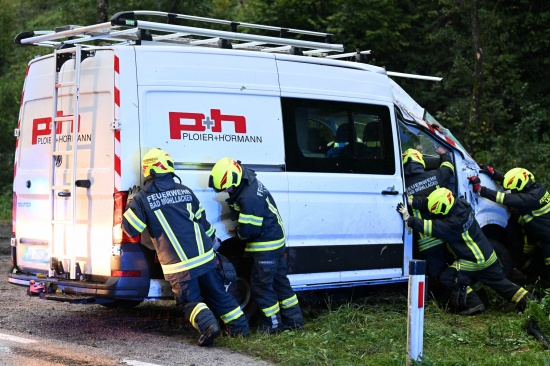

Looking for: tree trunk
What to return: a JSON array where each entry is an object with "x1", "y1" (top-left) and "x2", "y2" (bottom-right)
[
  {"x1": 97, "y1": 0, "x2": 108, "y2": 23},
  {"x1": 470, "y1": 0, "x2": 482, "y2": 142}
]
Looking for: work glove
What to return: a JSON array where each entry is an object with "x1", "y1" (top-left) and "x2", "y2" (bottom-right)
[
  {"x1": 478, "y1": 164, "x2": 504, "y2": 183},
  {"x1": 396, "y1": 202, "x2": 412, "y2": 233},
  {"x1": 212, "y1": 236, "x2": 221, "y2": 251},
  {"x1": 126, "y1": 185, "x2": 140, "y2": 208},
  {"x1": 468, "y1": 176, "x2": 482, "y2": 193}
]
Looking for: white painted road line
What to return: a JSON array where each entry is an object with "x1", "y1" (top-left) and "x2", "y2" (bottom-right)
[
  {"x1": 122, "y1": 360, "x2": 164, "y2": 366},
  {"x1": 0, "y1": 333, "x2": 38, "y2": 344}
]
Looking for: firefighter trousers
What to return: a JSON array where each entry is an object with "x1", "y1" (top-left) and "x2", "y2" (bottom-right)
[
  {"x1": 439, "y1": 262, "x2": 535, "y2": 310},
  {"x1": 171, "y1": 268, "x2": 249, "y2": 336},
  {"x1": 250, "y1": 249, "x2": 303, "y2": 331}
]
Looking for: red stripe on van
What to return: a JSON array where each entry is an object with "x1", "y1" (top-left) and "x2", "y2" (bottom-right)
[
  {"x1": 114, "y1": 150, "x2": 121, "y2": 177},
  {"x1": 114, "y1": 54, "x2": 121, "y2": 192},
  {"x1": 114, "y1": 55, "x2": 119, "y2": 74},
  {"x1": 114, "y1": 87, "x2": 120, "y2": 107}
]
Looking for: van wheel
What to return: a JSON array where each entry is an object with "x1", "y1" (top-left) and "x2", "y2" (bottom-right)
[
  {"x1": 489, "y1": 238, "x2": 513, "y2": 278},
  {"x1": 100, "y1": 299, "x2": 143, "y2": 309},
  {"x1": 227, "y1": 277, "x2": 260, "y2": 323},
  {"x1": 227, "y1": 277, "x2": 251, "y2": 308}
]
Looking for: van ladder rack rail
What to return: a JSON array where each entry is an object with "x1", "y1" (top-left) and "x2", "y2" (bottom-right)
[
  {"x1": 48, "y1": 44, "x2": 88, "y2": 280},
  {"x1": 14, "y1": 10, "x2": 344, "y2": 55}
]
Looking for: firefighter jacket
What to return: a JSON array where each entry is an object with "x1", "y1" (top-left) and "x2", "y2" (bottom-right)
[
  {"x1": 404, "y1": 152, "x2": 455, "y2": 197},
  {"x1": 479, "y1": 181, "x2": 550, "y2": 244},
  {"x1": 407, "y1": 197, "x2": 498, "y2": 272},
  {"x1": 404, "y1": 153, "x2": 455, "y2": 252},
  {"x1": 226, "y1": 167, "x2": 285, "y2": 254},
  {"x1": 122, "y1": 173, "x2": 216, "y2": 280}
]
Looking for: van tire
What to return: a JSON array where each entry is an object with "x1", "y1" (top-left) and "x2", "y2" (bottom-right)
[
  {"x1": 227, "y1": 277, "x2": 251, "y2": 309},
  {"x1": 100, "y1": 299, "x2": 143, "y2": 309},
  {"x1": 489, "y1": 238, "x2": 513, "y2": 279}
]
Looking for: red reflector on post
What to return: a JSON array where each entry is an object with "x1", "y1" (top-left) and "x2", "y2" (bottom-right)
[
  {"x1": 418, "y1": 281, "x2": 424, "y2": 308},
  {"x1": 111, "y1": 270, "x2": 141, "y2": 277}
]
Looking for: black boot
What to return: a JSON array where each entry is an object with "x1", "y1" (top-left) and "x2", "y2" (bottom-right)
[
  {"x1": 198, "y1": 322, "x2": 221, "y2": 347},
  {"x1": 457, "y1": 291, "x2": 486, "y2": 316}
]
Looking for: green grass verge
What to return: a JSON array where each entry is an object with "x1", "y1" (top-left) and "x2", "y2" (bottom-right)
[
  {"x1": 218, "y1": 285, "x2": 550, "y2": 366},
  {"x1": 0, "y1": 190, "x2": 11, "y2": 223}
]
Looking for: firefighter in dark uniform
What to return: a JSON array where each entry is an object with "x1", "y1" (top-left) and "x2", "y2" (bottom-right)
[
  {"x1": 403, "y1": 148, "x2": 486, "y2": 313},
  {"x1": 122, "y1": 148, "x2": 249, "y2": 347},
  {"x1": 403, "y1": 147, "x2": 454, "y2": 280},
  {"x1": 470, "y1": 166, "x2": 550, "y2": 285},
  {"x1": 209, "y1": 157, "x2": 303, "y2": 333},
  {"x1": 397, "y1": 188, "x2": 535, "y2": 314}
]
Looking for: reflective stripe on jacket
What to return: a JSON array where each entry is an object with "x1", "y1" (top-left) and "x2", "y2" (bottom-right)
[
  {"x1": 480, "y1": 182, "x2": 550, "y2": 244},
  {"x1": 226, "y1": 168, "x2": 285, "y2": 253},
  {"x1": 122, "y1": 173, "x2": 216, "y2": 279},
  {"x1": 408, "y1": 198, "x2": 496, "y2": 271}
]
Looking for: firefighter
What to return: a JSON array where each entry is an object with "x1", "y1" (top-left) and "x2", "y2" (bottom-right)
[
  {"x1": 470, "y1": 165, "x2": 550, "y2": 285},
  {"x1": 402, "y1": 147, "x2": 454, "y2": 280},
  {"x1": 122, "y1": 148, "x2": 249, "y2": 347},
  {"x1": 209, "y1": 157, "x2": 303, "y2": 333},
  {"x1": 397, "y1": 188, "x2": 535, "y2": 314},
  {"x1": 402, "y1": 147, "x2": 487, "y2": 312}
]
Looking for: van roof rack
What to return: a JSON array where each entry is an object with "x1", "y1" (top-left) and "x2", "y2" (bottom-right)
[
  {"x1": 14, "y1": 10, "x2": 344, "y2": 56},
  {"x1": 14, "y1": 10, "x2": 442, "y2": 81}
]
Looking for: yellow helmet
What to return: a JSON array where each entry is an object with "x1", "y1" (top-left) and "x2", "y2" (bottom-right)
[
  {"x1": 209, "y1": 157, "x2": 243, "y2": 192},
  {"x1": 142, "y1": 148, "x2": 175, "y2": 177},
  {"x1": 402, "y1": 148, "x2": 425, "y2": 168},
  {"x1": 427, "y1": 187, "x2": 455, "y2": 215},
  {"x1": 503, "y1": 168, "x2": 534, "y2": 191}
]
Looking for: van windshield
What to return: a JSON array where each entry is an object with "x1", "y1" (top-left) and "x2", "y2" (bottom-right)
[
  {"x1": 423, "y1": 111, "x2": 468, "y2": 152},
  {"x1": 398, "y1": 108, "x2": 468, "y2": 157}
]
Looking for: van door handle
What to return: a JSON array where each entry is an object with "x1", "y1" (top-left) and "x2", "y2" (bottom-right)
[
  {"x1": 381, "y1": 188, "x2": 399, "y2": 195},
  {"x1": 58, "y1": 191, "x2": 71, "y2": 197}
]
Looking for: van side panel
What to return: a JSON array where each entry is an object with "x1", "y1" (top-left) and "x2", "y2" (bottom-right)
[{"x1": 134, "y1": 47, "x2": 288, "y2": 241}]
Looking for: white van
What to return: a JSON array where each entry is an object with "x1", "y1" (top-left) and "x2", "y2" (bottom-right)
[{"x1": 8, "y1": 11, "x2": 511, "y2": 307}]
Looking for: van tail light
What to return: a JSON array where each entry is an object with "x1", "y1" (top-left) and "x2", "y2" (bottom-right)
[
  {"x1": 111, "y1": 270, "x2": 141, "y2": 277},
  {"x1": 12, "y1": 192, "x2": 16, "y2": 237},
  {"x1": 113, "y1": 191, "x2": 141, "y2": 244}
]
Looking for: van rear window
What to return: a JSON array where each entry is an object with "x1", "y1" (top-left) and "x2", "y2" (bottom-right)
[{"x1": 281, "y1": 98, "x2": 395, "y2": 175}]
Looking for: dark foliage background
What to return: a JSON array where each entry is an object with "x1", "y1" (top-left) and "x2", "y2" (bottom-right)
[{"x1": 1, "y1": 0, "x2": 549, "y2": 195}]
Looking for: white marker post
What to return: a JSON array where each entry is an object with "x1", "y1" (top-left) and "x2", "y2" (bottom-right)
[{"x1": 407, "y1": 260, "x2": 426, "y2": 365}]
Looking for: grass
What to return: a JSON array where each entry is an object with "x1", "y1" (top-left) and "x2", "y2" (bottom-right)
[
  {"x1": 218, "y1": 285, "x2": 550, "y2": 366},
  {"x1": 0, "y1": 190, "x2": 11, "y2": 223}
]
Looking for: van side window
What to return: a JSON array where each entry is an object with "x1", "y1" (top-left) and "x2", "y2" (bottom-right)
[{"x1": 282, "y1": 98, "x2": 395, "y2": 174}]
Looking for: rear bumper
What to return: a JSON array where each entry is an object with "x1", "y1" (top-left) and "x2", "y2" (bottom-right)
[
  {"x1": 8, "y1": 272, "x2": 148, "y2": 299},
  {"x1": 8, "y1": 273, "x2": 173, "y2": 301}
]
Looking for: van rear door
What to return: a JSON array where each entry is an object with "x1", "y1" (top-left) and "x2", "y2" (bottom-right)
[{"x1": 14, "y1": 50, "x2": 115, "y2": 279}]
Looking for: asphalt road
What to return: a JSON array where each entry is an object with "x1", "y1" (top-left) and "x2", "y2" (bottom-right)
[{"x1": 0, "y1": 223, "x2": 272, "y2": 366}]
